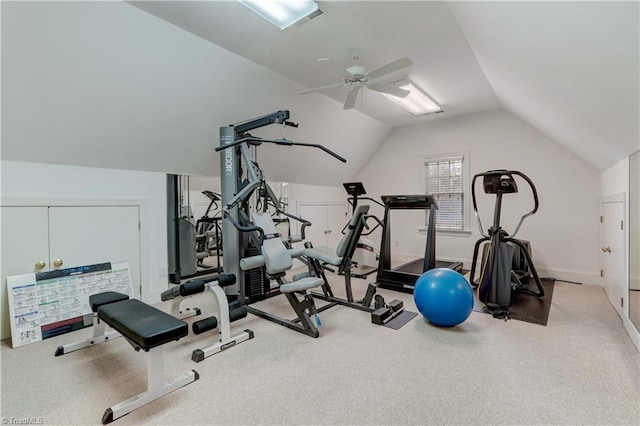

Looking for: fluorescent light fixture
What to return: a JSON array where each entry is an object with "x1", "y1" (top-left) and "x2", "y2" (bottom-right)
[
  {"x1": 382, "y1": 80, "x2": 442, "y2": 115},
  {"x1": 239, "y1": 0, "x2": 319, "y2": 29}
]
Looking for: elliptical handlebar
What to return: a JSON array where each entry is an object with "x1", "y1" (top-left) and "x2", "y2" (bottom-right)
[
  {"x1": 510, "y1": 171, "x2": 539, "y2": 237},
  {"x1": 470, "y1": 174, "x2": 486, "y2": 238},
  {"x1": 471, "y1": 170, "x2": 539, "y2": 238}
]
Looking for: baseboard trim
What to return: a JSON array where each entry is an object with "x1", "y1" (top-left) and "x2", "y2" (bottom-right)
[
  {"x1": 623, "y1": 317, "x2": 640, "y2": 353},
  {"x1": 436, "y1": 257, "x2": 601, "y2": 286},
  {"x1": 535, "y1": 268, "x2": 601, "y2": 286}
]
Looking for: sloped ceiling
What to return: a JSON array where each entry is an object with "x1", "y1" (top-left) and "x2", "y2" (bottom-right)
[
  {"x1": 449, "y1": 1, "x2": 639, "y2": 170},
  {"x1": 129, "y1": 1, "x2": 502, "y2": 127},
  {"x1": 132, "y1": 1, "x2": 639, "y2": 172},
  {"x1": 1, "y1": 1, "x2": 391, "y2": 186}
]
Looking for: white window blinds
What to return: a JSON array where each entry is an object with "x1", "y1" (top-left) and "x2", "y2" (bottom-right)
[{"x1": 425, "y1": 157, "x2": 464, "y2": 230}]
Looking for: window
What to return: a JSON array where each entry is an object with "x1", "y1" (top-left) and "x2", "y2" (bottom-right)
[{"x1": 424, "y1": 154, "x2": 467, "y2": 231}]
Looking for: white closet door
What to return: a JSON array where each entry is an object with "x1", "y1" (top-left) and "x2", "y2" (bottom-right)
[
  {"x1": 298, "y1": 203, "x2": 348, "y2": 249},
  {"x1": 1, "y1": 206, "x2": 50, "y2": 340},
  {"x1": 48, "y1": 206, "x2": 141, "y2": 296}
]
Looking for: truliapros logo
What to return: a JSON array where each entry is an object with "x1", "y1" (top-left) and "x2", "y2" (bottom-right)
[{"x1": 224, "y1": 148, "x2": 233, "y2": 176}]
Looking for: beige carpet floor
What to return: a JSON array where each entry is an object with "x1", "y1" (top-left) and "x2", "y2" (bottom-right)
[{"x1": 1, "y1": 272, "x2": 639, "y2": 425}]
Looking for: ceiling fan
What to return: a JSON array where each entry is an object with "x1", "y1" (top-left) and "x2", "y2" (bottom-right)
[{"x1": 298, "y1": 55, "x2": 413, "y2": 109}]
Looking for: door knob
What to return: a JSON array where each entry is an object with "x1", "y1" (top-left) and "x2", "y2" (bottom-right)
[
  {"x1": 35, "y1": 261, "x2": 46, "y2": 270},
  {"x1": 52, "y1": 259, "x2": 64, "y2": 268},
  {"x1": 601, "y1": 246, "x2": 612, "y2": 253}
]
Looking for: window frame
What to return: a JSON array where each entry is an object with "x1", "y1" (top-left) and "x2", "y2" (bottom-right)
[{"x1": 422, "y1": 151, "x2": 471, "y2": 235}]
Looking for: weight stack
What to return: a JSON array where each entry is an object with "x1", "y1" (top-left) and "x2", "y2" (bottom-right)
[{"x1": 244, "y1": 243, "x2": 269, "y2": 303}]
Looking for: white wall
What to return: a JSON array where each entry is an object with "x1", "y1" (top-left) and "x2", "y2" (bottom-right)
[
  {"x1": 0, "y1": 160, "x2": 167, "y2": 302},
  {"x1": 1, "y1": 1, "x2": 390, "y2": 186},
  {"x1": 600, "y1": 158, "x2": 629, "y2": 197},
  {"x1": 357, "y1": 109, "x2": 601, "y2": 284}
]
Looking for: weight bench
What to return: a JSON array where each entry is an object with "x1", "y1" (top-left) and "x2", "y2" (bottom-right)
[
  {"x1": 54, "y1": 291, "x2": 130, "y2": 356},
  {"x1": 55, "y1": 292, "x2": 198, "y2": 424}
]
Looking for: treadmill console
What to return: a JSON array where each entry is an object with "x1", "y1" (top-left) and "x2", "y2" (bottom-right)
[{"x1": 381, "y1": 195, "x2": 439, "y2": 210}]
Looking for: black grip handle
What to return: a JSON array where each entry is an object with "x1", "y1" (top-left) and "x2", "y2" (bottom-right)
[
  {"x1": 192, "y1": 317, "x2": 218, "y2": 335},
  {"x1": 180, "y1": 280, "x2": 206, "y2": 297},
  {"x1": 229, "y1": 305, "x2": 248, "y2": 322},
  {"x1": 160, "y1": 286, "x2": 181, "y2": 301},
  {"x1": 216, "y1": 274, "x2": 236, "y2": 288}
]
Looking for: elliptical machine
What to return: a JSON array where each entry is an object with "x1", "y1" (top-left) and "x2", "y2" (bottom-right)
[{"x1": 469, "y1": 170, "x2": 544, "y2": 311}]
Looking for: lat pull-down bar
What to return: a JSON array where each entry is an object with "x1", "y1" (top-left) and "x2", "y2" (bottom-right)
[{"x1": 215, "y1": 136, "x2": 346, "y2": 163}]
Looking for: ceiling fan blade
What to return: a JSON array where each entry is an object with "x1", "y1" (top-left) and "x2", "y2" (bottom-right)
[
  {"x1": 344, "y1": 87, "x2": 360, "y2": 110},
  {"x1": 367, "y1": 82, "x2": 410, "y2": 98},
  {"x1": 298, "y1": 82, "x2": 344, "y2": 95},
  {"x1": 365, "y1": 57, "x2": 413, "y2": 79}
]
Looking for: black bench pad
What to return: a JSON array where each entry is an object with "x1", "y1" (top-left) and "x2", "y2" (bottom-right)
[
  {"x1": 90, "y1": 292, "x2": 130, "y2": 313},
  {"x1": 98, "y1": 299, "x2": 188, "y2": 351}
]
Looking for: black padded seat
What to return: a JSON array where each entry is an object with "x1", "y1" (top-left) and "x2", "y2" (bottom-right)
[
  {"x1": 98, "y1": 299, "x2": 188, "y2": 351},
  {"x1": 89, "y1": 292, "x2": 129, "y2": 313}
]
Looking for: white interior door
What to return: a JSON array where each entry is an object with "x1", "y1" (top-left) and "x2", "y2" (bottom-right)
[
  {"x1": 299, "y1": 204, "x2": 329, "y2": 247},
  {"x1": 327, "y1": 204, "x2": 348, "y2": 249},
  {"x1": 1, "y1": 206, "x2": 50, "y2": 340},
  {"x1": 48, "y1": 206, "x2": 141, "y2": 297},
  {"x1": 600, "y1": 197, "x2": 625, "y2": 319},
  {"x1": 298, "y1": 202, "x2": 348, "y2": 249}
]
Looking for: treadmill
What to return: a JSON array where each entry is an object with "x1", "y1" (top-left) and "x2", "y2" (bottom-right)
[{"x1": 376, "y1": 195, "x2": 463, "y2": 293}]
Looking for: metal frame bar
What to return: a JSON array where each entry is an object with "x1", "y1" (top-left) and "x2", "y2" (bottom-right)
[
  {"x1": 102, "y1": 346, "x2": 198, "y2": 424},
  {"x1": 54, "y1": 313, "x2": 121, "y2": 356}
]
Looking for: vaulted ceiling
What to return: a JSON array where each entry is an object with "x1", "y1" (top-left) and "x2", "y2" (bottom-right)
[{"x1": 132, "y1": 1, "x2": 639, "y2": 172}]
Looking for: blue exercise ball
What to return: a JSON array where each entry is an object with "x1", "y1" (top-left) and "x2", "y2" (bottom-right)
[{"x1": 413, "y1": 268, "x2": 474, "y2": 327}]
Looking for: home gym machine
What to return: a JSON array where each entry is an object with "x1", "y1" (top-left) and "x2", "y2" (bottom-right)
[
  {"x1": 342, "y1": 182, "x2": 385, "y2": 278},
  {"x1": 215, "y1": 110, "x2": 348, "y2": 337},
  {"x1": 469, "y1": 169, "x2": 544, "y2": 310},
  {"x1": 376, "y1": 195, "x2": 463, "y2": 293}
]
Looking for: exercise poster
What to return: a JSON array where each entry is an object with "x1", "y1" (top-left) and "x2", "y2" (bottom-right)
[{"x1": 7, "y1": 261, "x2": 133, "y2": 348}]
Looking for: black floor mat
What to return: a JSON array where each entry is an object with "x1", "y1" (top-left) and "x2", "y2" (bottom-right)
[
  {"x1": 472, "y1": 279, "x2": 555, "y2": 326},
  {"x1": 384, "y1": 310, "x2": 418, "y2": 330}
]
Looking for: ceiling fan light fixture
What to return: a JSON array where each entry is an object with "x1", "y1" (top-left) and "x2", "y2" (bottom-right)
[
  {"x1": 382, "y1": 80, "x2": 442, "y2": 115},
  {"x1": 239, "y1": 0, "x2": 319, "y2": 30}
]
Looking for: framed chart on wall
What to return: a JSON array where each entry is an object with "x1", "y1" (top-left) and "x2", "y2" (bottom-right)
[{"x1": 7, "y1": 261, "x2": 133, "y2": 348}]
